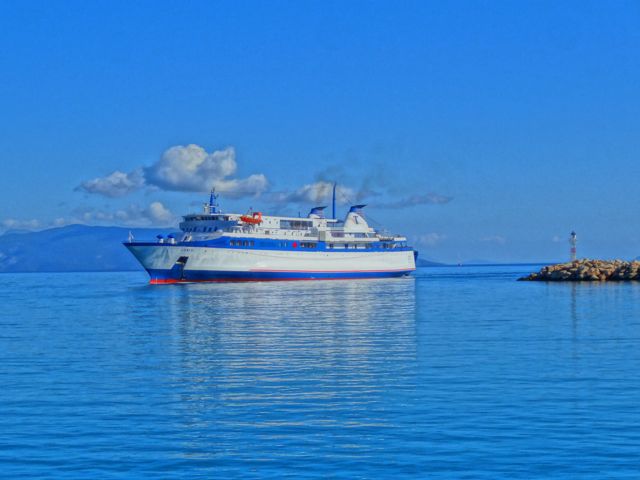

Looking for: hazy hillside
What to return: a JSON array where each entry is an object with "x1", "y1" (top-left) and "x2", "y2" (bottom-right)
[
  {"x1": 416, "y1": 258, "x2": 447, "y2": 267},
  {"x1": 0, "y1": 225, "x2": 175, "y2": 273},
  {"x1": 0, "y1": 225, "x2": 452, "y2": 272}
]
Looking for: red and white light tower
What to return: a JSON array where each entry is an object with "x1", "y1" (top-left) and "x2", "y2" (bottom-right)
[{"x1": 569, "y1": 231, "x2": 577, "y2": 261}]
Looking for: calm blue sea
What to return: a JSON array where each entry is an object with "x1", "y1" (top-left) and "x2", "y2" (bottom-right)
[{"x1": 2, "y1": 265, "x2": 640, "y2": 479}]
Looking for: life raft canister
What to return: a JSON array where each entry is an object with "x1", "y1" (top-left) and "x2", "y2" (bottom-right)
[{"x1": 240, "y1": 211, "x2": 263, "y2": 224}]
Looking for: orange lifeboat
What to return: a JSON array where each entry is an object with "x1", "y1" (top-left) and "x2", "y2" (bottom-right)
[{"x1": 240, "y1": 211, "x2": 263, "y2": 225}]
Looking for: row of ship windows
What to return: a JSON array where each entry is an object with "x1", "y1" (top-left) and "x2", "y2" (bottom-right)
[
  {"x1": 329, "y1": 242, "x2": 408, "y2": 249},
  {"x1": 184, "y1": 227, "x2": 378, "y2": 244},
  {"x1": 228, "y1": 240, "x2": 317, "y2": 248},
  {"x1": 329, "y1": 243, "x2": 370, "y2": 249},
  {"x1": 226, "y1": 240, "x2": 407, "y2": 249},
  {"x1": 185, "y1": 225, "x2": 374, "y2": 238},
  {"x1": 185, "y1": 226, "x2": 219, "y2": 233},
  {"x1": 229, "y1": 240, "x2": 255, "y2": 247}
]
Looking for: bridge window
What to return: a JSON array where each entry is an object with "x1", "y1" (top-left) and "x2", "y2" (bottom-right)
[{"x1": 280, "y1": 219, "x2": 312, "y2": 230}]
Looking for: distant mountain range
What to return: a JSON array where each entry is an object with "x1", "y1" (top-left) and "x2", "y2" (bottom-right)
[
  {"x1": 0, "y1": 225, "x2": 175, "y2": 273},
  {"x1": 0, "y1": 224, "x2": 452, "y2": 273},
  {"x1": 416, "y1": 258, "x2": 447, "y2": 267}
]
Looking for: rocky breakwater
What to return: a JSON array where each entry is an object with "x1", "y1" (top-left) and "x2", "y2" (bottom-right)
[{"x1": 519, "y1": 259, "x2": 640, "y2": 282}]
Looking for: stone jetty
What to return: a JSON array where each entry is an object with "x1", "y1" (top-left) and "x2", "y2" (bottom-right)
[{"x1": 519, "y1": 259, "x2": 640, "y2": 282}]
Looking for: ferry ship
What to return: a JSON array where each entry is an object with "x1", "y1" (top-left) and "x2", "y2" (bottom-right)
[{"x1": 124, "y1": 188, "x2": 417, "y2": 283}]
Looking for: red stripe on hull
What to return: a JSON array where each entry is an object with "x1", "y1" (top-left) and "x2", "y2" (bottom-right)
[
  {"x1": 248, "y1": 268, "x2": 414, "y2": 273},
  {"x1": 149, "y1": 276, "x2": 408, "y2": 285}
]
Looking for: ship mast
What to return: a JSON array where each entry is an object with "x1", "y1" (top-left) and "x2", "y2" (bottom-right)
[
  {"x1": 332, "y1": 182, "x2": 337, "y2": 220},
  {"x1": 205, "y1": 187, "x2": 220, "y2": 214}
]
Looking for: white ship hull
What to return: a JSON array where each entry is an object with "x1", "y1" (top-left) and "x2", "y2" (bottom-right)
[{"x1": 125, "y1": 243, "x2": 416, "y2": 283}]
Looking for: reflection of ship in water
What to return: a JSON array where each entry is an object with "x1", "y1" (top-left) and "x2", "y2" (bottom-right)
[
  {"x1": 156, "y1": 278, "x2": 417, "y2": 436},
  {"x1": 165, "y1": 277, "x2": 416, "y2": 363}
]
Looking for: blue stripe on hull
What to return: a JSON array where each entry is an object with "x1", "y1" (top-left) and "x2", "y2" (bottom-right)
[
  {"x1": 124, "y1": 240, "x2": 414, "y2": 254},
  {"x1": 146, "y1": 268, "x2": 413, "y2": 283}
]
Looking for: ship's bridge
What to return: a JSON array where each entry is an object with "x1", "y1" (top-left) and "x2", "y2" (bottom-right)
[{"x1": 179, "y1": 213, "x2": 239, "y2": 233}]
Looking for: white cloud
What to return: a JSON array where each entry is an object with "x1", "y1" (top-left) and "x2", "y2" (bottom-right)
[
  {"x1": 415, "y1": 233, "x2": 447, "y2": 247},
  {"x1": 1, "y1": 218, "x2": 41, "y2": 231},
  {"x1": 1, "y1": 201, "x2": 176, "y2": 234},
  {"x1": 77, "y1": 144, "x2": 268, "y2": 199},
  {"x1": 207, "y1": 174, "x2": 270, "y2": 199},
  {"x1": 76, "y1": 144, "x2": 451, "y2": 213},
  {"x1": 145, "y1": 201, "x2": 174, "y2": 224},
  {"x1": 76, "y1": 169, "x2": 144, "y2": 198},
  {"x1": 273, "y1": 181, "x2": 355, "y2": 205},
  {"x1": 375, "y1": 193, "x2": 452, "y2": 209},
  {"x1": 74, "y1": 201, "x2": 177, "y2": 227},
  {"x1": 144, "y1": 145, "x2": 236, "y2": 191}
]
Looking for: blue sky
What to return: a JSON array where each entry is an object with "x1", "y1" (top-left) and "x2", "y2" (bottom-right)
[{"x1": 1, "y1": 0, "x2": 638, "y2": 263}]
